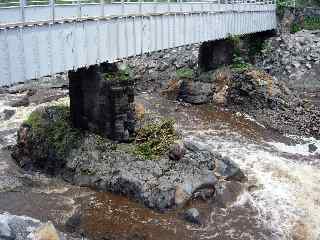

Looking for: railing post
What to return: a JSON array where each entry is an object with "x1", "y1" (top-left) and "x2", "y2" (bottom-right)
[
  {"x1": 20, "y1": 0, "x2": 26, "y2": 24},
  {"x1": 100, "y1": 0, "x2": 105, "y2": 18},
  {"x1": 50, "y1": 0, "x2": 55, "y2": 23},
  {"x1": 121, "y1": 0, "x2": 124, "y2": 15},
  {"x1": 77, "y1": 0, "x2": 82, "y2": 20}
]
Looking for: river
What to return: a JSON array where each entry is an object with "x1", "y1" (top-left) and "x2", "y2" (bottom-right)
[{"x1": 0, "y1": 92, "x2": 319, "y2": 240}]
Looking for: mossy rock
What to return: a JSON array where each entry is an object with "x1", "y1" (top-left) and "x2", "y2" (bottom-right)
[{"x1": 14, "y1": 105, "x2": 82, "y2": 172}]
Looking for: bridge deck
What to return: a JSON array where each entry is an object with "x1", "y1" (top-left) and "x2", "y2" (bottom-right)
[{"x1": 0, "y1": 1, "x2": 276, "y2": 86}]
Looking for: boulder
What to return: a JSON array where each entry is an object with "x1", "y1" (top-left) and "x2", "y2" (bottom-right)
[
  {"x1": 0, "y1": 109, "x2": 15, "y2": 121},
  {"x1": 168, "y1": 142, "x2": 186, "y2": 161},
  {"x1": 31, "y1": 222, "x2": 60, "y2": 240},
  {"x1": 309, "y1": 143, "x2": 318, "y2": 153},
  {"x1": 184, "y1": 208, "x2": 201, "y2": 225},
  {"x1": 0, "y1": 214, "x2": 84, "y2": 240},
  {"x1": 214, "y1": 155, "x2": 246, "y2": 182},
  {"x1": 175, "y1": 182, "x2": 192, "y2": 206},
  {"x1": 179, "y1": 80, "x2": 213, "y2": 104}
]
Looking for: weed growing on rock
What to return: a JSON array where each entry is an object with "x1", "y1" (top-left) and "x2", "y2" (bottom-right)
[{"x1": 134, "y1": 118, "x2": 178, "y2": 159}]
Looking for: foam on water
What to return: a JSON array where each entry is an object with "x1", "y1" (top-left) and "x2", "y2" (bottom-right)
[
  {"x1": 0, "y1": 97, "x2": 69, "y2": 146},
  {"x1": 185, "y1": 130, "x2": 320, "y2": 240},
  {"x1": 268, "y1": 136, "x2": 320, "y2": 156}
]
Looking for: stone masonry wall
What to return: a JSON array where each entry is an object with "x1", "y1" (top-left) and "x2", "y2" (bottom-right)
[{"x1": 69, "y1": 63, "x2": 135, "y2": 142}]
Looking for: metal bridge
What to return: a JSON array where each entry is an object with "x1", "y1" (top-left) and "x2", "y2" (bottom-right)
[{"x1": 0, "y1": 0, "x2": 276, "y2": 86}]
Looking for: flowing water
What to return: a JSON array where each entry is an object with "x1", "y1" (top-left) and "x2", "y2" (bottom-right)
[{"x1": 0, "y1": 92, "x2": 319, "y2": 240}]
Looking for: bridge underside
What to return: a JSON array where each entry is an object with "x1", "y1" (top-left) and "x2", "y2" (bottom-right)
[{"x1": 0, "y1": 4, "x2": 276, "y2": 86}]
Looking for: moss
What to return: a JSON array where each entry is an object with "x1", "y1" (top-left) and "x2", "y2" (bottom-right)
[
  {"x1": 102, "y1": 68, "x2": 131, "y2": 82},
  {"x1": 230, "y1": 55, "x2": 252, "y2": 72},
  {"x1": 133, "y1": 118, "x2": 178, "y2": 160},
  {"x1": 176, "y1": 68, "x2": 194, "y2": 79},
  {"x1": 24, "y1": 105, "x2": 82, "y2": 159}
]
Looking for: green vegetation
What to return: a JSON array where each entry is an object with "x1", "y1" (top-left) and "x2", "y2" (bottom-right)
[
  {"x1": 230, "y1": 55, "x2": 252, "y2": 72},
  {"x1": 227, "y1": 34, "x2": 252, "y2": 72},
  {"x1": 25, "y1": 105, "x2": 82, "y2": 159},
  {"x1": 176, "y1": 68, "x2": 194, "y2": 79},
  {"x1": 291, "y1": 16, "x2": 320, "y2": 33},
  {"x1": 304, "y1": 16, "x2": 320, "y2": 30},
  {"x1": 133, "y1": 118, "x2": 178, "y2": 160},
  {"x1": 102, "y1": 68, "x2": 131, "y2": 82}
]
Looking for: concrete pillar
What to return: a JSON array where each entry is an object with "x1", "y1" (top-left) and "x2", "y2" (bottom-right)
[{"x1": 68, "y1": 63, "x2": 135, "y2": 142}]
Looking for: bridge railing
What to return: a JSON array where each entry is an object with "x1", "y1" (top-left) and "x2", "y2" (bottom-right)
[{"x1": 0, "y1": 0, "x2": 276, "y2": 27}]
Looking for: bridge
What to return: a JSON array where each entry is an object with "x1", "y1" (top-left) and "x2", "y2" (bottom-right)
[{"x1": 0, "y1": 0, "x2": 277, "y2": 86}]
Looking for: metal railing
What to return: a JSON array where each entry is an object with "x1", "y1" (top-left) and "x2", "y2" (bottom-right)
[
  {"x1": 0, "y1": 0, "x2": 276, "y2": 7},
  {"x1": 0, "y1": 0, "x2": 276, "y2": 27}
]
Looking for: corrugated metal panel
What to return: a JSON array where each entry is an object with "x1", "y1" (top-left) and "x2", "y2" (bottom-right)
[{"x1": 0, "y1": 2, "x2": 276, "y2": 86}]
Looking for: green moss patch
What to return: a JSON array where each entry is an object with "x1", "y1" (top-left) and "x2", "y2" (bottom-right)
[
  {"x1": 176, "y1": 68, "x2": 194, "y2": 79},
  {"x1": 25, "y1": 105, "x2": 82, "y2": 159},
  {"x1": 133, "y1": 118, "x2": 178, "y2": 160},
  {"x1": 102, "y1": 68, "x2": 131, "y2": 82}
]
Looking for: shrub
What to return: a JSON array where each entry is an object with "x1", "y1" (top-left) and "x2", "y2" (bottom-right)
[{"x1": 134, "y1": 118, "x2": 178, "y2": 159}]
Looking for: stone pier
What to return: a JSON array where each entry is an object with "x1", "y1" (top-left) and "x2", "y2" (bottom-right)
[
  {"x1": 198, "y1": 31, "x2": 276, "y2": 72},
  {"x1": 68, "y1": 63, "x2": 135, "y2": 142}
]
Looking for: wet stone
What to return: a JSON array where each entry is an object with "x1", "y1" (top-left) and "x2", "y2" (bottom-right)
[
  {"x1": 309, "y1": 143, "x2": 318, "y2": 153},
  {"x1": 214, "y1": 155, "x2": 246, "y2": 182},
  {"x1": 0, "y1": 109, "x2": 15, "y2": 121},
  {"x1": 184, "y1": 208, "x2": 201, "y2": 225}
]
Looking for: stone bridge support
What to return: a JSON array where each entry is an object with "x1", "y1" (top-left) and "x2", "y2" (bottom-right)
[
  {"x1": 68, "y1": 63, "x2": 135, "y2": 142},
  {"x1": 198, "y1": 30, "x2": 276, "y2": 72}
]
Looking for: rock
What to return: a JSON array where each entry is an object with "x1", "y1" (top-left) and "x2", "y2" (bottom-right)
[
  {"x1": 214, "y1": 181, "x2": 244, "y2": 208},
  {"x1": 227, "y1": 69, "x2": 284, "y2": 110},
  {"x1": 31, "y1": 222, "x2": 60, "y2": 240},
  {"x1": 212, "y1": 85, "x2": 229, "y2": 105},
  {"x1": 184, "y1": 208, "x2": 201, "y2": 225},
  {"x1": 257, "y1": 30, "x2": 320, "y2": 93},
  {"x1": 214, "y1": 156, "x2": 246, "y2": 182},
  {"x1": 168, "y1": 142, "x2": 186, "y2": 161},
  {"x1": 13, "y1": 106, "x2": 247, "y2": 210},
  {"x1": 179, "y1": 80, "x2": 213, "y2": 104},
  {"x1": 0, "y1": 214, "x2": 84, "y2": 240},
  {"x1": 309, "y1": 143, "x2": 318, "y2": 153},
  {"x1": 0, "y1": 221, "x2": 14, "y2": 240},
  {"x1": 0, "y1": 109, "x2": 15, "y2": 121},
  {"x1": 9, "y1": 96, "x2": 29, "y2": 107},
  {"x1": 175, "y1": 182, "x2": 192, "y2": 206}
]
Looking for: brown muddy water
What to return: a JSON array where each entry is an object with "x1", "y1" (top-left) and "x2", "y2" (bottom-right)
[{"x1": 0, "y1": 93, "x2": 320, "y2": 240}]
